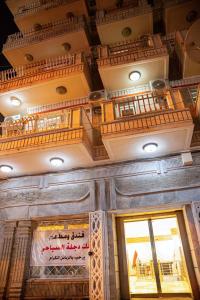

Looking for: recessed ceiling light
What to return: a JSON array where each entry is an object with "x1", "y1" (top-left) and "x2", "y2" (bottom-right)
[
  {"x1": 24, "y1": 53, "x2": 34, "y2": 62},
  {"x1": 62, "y1": 42, "x2": 71, "y2": 51},
  {"x1": 143, "y1": 143, "x2": 158, "y2": 153},
  {"x1": 56, "y1": 86, "x2": 67, "y2": 95},
  {"x1": 129, "y1": 71, "x2": 141, "y2": 82},
  {"x1": 10, "y1": 97, "x2": 22, "y2": 107},
  {"x1": 50, "y1": 157, "x2": 64, "y2": 167},
  {"x1": 0, "y1": 165, "x2": 13, "y2": 173},
  {"x1": 121, "y1": 27, "x2": 132, "y2": 37}
]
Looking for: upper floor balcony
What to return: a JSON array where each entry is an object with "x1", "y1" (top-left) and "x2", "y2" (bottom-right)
[
  {"x1": 163, "y1": 0, "x2": 200, "y2": 34},
  {"x1": 0, "y1": 53, "x2": 92, "y2": 116},
  {"x1": 3, "y1": 16, "x2": 90, "y2": 67},
  {"x1": 0, "y1": 107, "x2": 97, "y2": 177},
  {"x1": 175, "y1": 28, "x2": 200, "y2": 79},
  {"x1": 0, "y1": 83, "x2": 197, "y2": 176},
  {"x1": 6, "y1": 0, "x2": 89, "y2": 31},
  {"x1": 97, "y1": 34, "x2": 169, "y2": 91},
  {"x1": 100, "y1": 89, "x2": 194, "y2": 161},
  {"x1": 96, "y1": 0, "x2": 153, "y2": 44}
]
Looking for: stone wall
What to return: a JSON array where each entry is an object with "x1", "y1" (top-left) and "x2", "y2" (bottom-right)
[{"x1": 0, "y1": 152, "x2": 200, "y2": 299}]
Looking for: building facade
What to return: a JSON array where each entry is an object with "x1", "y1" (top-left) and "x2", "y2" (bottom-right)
[{"x1": 0, "y1": 0, "x2": 200, "y2": 299}]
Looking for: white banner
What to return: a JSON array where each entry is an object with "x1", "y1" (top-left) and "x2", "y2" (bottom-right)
[{"x1": 30, "y1": 228, "x2": 89, "y2": 266}]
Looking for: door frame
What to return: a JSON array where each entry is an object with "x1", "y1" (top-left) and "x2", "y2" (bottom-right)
[{"x1": 116, "y1": 210, "x2": 200, "y2": 300}]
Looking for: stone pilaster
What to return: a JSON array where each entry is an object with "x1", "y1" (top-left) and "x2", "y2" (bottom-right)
[
  {"x1": 7, "y1": 221, "x2": 32, "y2": 300},
  {"x1": 89, "y1": 211, "x2": 110, "y2": 300},
  {"x1": 0, "y1": 222, "x2": 16, "y2": 300}
]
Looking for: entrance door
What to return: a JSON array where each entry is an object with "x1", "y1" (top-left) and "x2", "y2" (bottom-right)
[{"x1": 118, "y1": 213, "x2": 196, "y2": 298}]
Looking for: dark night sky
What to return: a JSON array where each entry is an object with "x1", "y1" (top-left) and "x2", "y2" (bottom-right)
[{"x1": 0, "y1": 0, "x2": 18, "y2": 71}]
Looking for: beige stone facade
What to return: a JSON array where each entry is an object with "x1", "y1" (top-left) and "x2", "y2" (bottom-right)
[{"x1": 0, "y1": 0, "x2": 200, "y2": 299}]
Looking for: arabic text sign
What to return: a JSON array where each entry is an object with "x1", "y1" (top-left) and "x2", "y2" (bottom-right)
[{"x1": 30, "y1": 229, "x2": 89, "y2": 266}]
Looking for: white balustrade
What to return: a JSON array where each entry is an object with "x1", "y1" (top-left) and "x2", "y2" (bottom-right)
[
  {"x1": 96, "y1": 4, "x2": 152, "y2": 25},
  {"x1": 0, "y1": 53, "x2": 78, "y2": 82},
  {"x1": 15, "y1": 0, "x2": 80, "y2": 18},
  {"x1": 3, "y1": 16, "x2": 85, "y2": 50}
]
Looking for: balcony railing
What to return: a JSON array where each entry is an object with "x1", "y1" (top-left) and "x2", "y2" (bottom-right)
[
  {"x1": 97, "y1": 35, "x2": 168, "y2": 66},
  {"x1": 3, "y1": 16, "x2": 85, "y2": 50},
  {"x1": 101, "y1": 109, "x2": 192, "y2": 136},
  {"x1": 96, "y1": 4, "x2": 152, "y2": 25},
  {"x1": 15, "y1": 0, "x2": 82, "y2": 18},
  {"x1": 0, "y1": 53, "x2": 83, "y2": 92},
  {"x1": 1, "y1": 108, "x2": 75, "y2": 138},
  {"x1": 114, "y1": 94, "x2": 170, "y2": 119},
  {"x1": 0, "y1": 108, "x2": 93, "y2": 154}
]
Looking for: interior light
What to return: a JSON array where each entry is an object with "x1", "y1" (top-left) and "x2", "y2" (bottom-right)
[
  {"x1": 10, "y1": 97, "x2": 22, "y2": 107},
  {"x1": 143, "y1": 143, "x2": 158, "y2": 153},
  {"x1": 0, "y1": 165, "x2": 13, "y2": 173},
  {"x1": 50, "y1": 157, "x2": 64, "y2": 167},
  {"x1": 129, "y1": 71, "x2": 141, "y2": 82}
]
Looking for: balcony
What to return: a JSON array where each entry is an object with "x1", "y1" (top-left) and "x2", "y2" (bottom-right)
[
  {"x1": 101, "y1": 91, "x2": 194, "y2": 161},
  {"x1": 175, "y1": 30, "x2": 200, "y2": 79},
  {"x1": 163, "y1": 0, "x2": 200, "y2": 34},
  {"x1": 3, "y1": 16, "x2": 90, "y2": 67},
  {"x1": 0, "y1": 108, "x2": 95, "y2": 176},
  {"x1": 96, "y1": 1, "x2": 153, "y2": 44},
  {"x1": 6, "y1": 0, "x2": 89, "y2": 31},
  {"x1": 97, "y1": 34, "x2": 169, "y2": 91},
  {"x1": 0, "y1": 53, "x2": 92, "y2": 116}
]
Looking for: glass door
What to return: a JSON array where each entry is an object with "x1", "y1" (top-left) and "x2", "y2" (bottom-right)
[
  {"x1": 152, "y1": 217, "x2": 191, "y2": 294},
  {"x1": 124, "y1": 215, "x2": 192, "y2": 297},
  {"x1": 124, "y1": 220, "x2": 157, "y2": 294}
]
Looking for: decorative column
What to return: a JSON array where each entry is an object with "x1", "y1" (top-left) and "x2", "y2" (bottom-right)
[
  {"x1": 0, "y1": 222, "x2": 16, "y2": 300},
  {"x1": 7, "y1": 221, "x2": 32, "y2": 300},
  {"x1": 89, "y1": 211, "x2": 110, "y2": 300}
]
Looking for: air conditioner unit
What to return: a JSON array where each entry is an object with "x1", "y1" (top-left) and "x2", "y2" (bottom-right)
[
  {"x1": 88, "y1": 89, "x2": 110, "y2": 102},
  {"x1": 150, "y1": 79, "x2": 169, "y2": 95}
]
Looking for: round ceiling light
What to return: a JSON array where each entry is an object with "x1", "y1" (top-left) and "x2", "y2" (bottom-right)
[
  {"x1": 56, "y1": 86, "x2": 67, "y2": 95},
  {"x1": 50, "y1": 157, "x2": 64, "y2": 167},
  {"x1": 10, "y1": 96, "x2": 22, "y2": 107},
  {"x1": 143, "y1": 143, "x2": 158, "y2": 153},
  {"x1": 62, "y1": 42, "x2": 71, "y2": 52},
  {"x1": 0, "y1": 164, "x2": 13, "y2": 173},
  {"x1": 129, "y1": 71, "x2": 141, "y2": 82},
  {"x1": 122, "y1": 27, "x2": 132, "y2": 37},
  {"x1": 24, "y1": 53, "x2": 34, "y2": 62},
  {"x1": 34, "y1": 23, "x2": 42, "y2": 31}
]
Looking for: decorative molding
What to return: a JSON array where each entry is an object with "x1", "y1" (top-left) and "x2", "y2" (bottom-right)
[
  {"x1": 89, "y1": 211, "x2": 109, "y2": 300},
  {"x1": 8, "y1": 221, "x2": 32, "y2": 299},
  {"x1": 109, "y1": 178, "x2": 117, "y2": 210},
  {"x1": 0, "y1": 182, "x2": 90, "y2": 208},
  {"x1": 0, "y1": 222, "x2": 16, "y2": 299}
]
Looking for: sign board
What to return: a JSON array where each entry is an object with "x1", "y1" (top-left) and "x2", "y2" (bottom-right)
[{"x1": 30, "y1": 228, "x2": 89, "y2": 266}]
